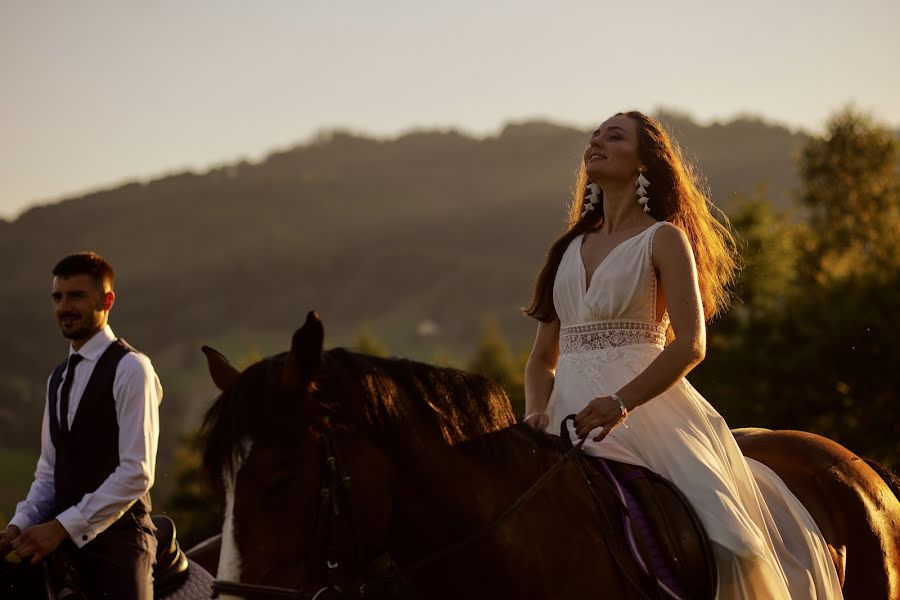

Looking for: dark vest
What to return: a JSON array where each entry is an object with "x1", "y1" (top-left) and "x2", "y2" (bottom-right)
[{"x1": 48, "y1": 339, "x2": 153, "y2": 518}]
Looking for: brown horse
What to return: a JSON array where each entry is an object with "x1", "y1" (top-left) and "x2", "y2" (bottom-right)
[
  {"x1": 201, "y1": 312, "x2": 900, "y2": 599},
  {"x1": 734, "y1": 429, "x2": 900, "y2": 598}
]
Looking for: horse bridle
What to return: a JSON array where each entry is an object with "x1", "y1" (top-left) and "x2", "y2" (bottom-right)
[
  {"x1": 212, "y1": 421, "x2": 377, "y2": 600},
  {"x1": 211, "y1": 416, "x2": 649, "y2": 600}
]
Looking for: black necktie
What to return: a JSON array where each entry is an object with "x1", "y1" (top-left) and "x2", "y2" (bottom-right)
[{"x1": 59, "y1": 354, "x2": 83, "y2": 433}]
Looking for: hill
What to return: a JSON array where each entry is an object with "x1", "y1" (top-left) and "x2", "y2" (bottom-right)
[{"x1": 0, "y1": 112, "x2": 807, "y2": 506}]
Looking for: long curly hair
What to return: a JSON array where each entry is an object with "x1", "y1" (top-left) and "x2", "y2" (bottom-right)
[{"x1": 523, "y1": 111, "x2": 738, "y2": 323}]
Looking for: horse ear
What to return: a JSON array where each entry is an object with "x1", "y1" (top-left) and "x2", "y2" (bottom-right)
[
  {"x1": 202, "y1": 345, "x2": 240, "y2": 391},
  {"x1": 283, "y1": 310, "x2": 324, "y2": 390}
]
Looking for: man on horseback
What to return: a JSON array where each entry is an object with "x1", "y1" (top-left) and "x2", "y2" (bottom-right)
[{"x1": 0, "y1": 252, "x2": 162, "y2": 598}]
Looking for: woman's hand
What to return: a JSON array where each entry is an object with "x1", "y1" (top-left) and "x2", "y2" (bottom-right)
[
  {"x1": 523, "y1": 412, "x2": 550, "y2": 431},
  {"x1": 574, "y1": 396, "x2": 626, "y2": 441}
]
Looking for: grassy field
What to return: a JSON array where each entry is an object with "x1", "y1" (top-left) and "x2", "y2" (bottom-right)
[{"x1": 0, "y1": 447, "x2": 38, "y2": 527}]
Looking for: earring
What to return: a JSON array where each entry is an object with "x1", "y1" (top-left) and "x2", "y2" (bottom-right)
[
  {"x1": 636, "y1": 169, "x2": 651, "y2": 213},
  {"x1": 581, "y1": 183, "x2": 601, "y2": 218}
]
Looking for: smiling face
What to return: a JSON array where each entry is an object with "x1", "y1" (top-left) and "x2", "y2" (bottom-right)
[
  {"x1": 51, "y1": 274, "x2": 113, "y2": 346},
  {"x1": 583, "y1": 114, "x2": 643, "y2": 185}
]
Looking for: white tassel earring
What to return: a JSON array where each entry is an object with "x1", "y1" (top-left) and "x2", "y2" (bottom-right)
[
  {"x1": 581, "y1": 183, "x2": 601, "y2": 218},
  {"x1": 636, "y1": 169, "x2": 651, "y2": 213}
]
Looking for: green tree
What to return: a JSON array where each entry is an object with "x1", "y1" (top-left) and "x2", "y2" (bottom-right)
[
  {"x1": 786, "y1": 108, "x2": 900, "y2": 462},
  {"x1": 468, "y1": 316, "x2": 524, "y2": 416},
  {"x1": 161, "y1": 430, "x2": 222, "y2": 548},
  {"x1": 353, "y1": 324, "x2": 389, "y2": 357},
  {"x1": 692, "y1": 190, "x2": 799, "y2": 427},
  {"x1": 728, "y1": 190, "x2": 799, "y2": 317},
  {"x1": 692, "y1": 109, "x2": 900, "y2": 467},
  {"x1": 798, "y1": 107, "x2": 899, "y2": 282}
]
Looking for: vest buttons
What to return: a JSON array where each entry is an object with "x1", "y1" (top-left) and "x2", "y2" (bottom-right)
[{"x1": 82, "y1": 535, "x2": 88, "y2": 541}]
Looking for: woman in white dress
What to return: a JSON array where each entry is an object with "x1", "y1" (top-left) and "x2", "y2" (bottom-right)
[{"x1": 522, "y1": 111, "x2": 842, "y2": 598}]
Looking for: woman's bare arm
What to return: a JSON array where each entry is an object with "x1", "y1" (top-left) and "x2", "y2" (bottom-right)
[
  {"x1": 615, "y1": 223, "x2": 706, "y2": 409},
  {"x1": 523, "y1": 317, "x2": 560, "y2": 430}
]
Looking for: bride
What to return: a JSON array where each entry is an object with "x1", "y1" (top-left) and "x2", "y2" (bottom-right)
[{"x1": 522, "y1": 111, "x2": 842, "y2": 598}]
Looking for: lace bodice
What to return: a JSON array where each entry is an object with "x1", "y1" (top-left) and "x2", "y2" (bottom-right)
[{"x1": 553, "y1": 221, "x2": 669, "y2": 350}]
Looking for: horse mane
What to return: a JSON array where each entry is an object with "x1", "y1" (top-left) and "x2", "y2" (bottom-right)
[{"x1": 202, "y1": 348, "x2": 517, "y2": 486}]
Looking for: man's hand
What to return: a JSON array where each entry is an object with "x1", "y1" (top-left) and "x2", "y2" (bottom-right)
[
  {"x1": 10, "y1": 520, "x2": 68, "y2": 565},
  {"x1": 0, "y1": 525, "x2": 21, "y2": 560}
]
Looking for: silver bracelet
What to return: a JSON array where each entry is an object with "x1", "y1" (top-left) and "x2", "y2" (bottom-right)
[{"x1": 610, "y1": 393, "x2": 630, "y2": 429}]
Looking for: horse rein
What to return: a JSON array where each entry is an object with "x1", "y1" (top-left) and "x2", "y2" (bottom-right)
[{"x1": 211, "y1": 416, "x2": 643, "y2": 600}]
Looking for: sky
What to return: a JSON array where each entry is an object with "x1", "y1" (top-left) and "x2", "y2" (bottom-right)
[{"x1": 1, "y1": 0, "x2": 898, "y2": 219}]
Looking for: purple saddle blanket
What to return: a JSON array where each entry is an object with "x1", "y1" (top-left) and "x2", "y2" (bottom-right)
[{"x1": 592, "y1": 456, "x2": 717, "y2": 600}]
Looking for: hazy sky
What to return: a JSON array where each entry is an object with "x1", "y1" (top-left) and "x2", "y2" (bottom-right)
[{"x1": 2, "y1": 0, "x2": 898, "y2": 219}]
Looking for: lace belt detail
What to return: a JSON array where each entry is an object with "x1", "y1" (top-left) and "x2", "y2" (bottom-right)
[{"x1": 559, "y1": 320, "x2": 666, "y2": 354}]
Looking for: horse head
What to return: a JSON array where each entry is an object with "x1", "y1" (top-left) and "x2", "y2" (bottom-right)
[{"x1": 201, "y1": 311, "x2": 396, "y2": 598}]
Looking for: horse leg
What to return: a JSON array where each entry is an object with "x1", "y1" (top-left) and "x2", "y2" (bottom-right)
[{"x1": 738, "y1": 430, "x2": 900, "y2": 600}]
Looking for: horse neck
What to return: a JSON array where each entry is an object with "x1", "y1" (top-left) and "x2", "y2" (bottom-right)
[
  {"x1": 387, "y1": 424, "x2": 571, "y2": 555},
  {"x1": 384, "y1": 425, "x2": 629, "y2": 598}
]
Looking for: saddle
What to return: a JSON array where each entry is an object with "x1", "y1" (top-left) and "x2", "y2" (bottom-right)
[
  {"x1": 595, "y1": 458, "x2": 717, "y2": 599},
  {"x1": 153, "y1": 514, "x2": 191, "y2": 596},
  {"x1": 560, "y1": 419, "x2": 717, "y2": 600}
]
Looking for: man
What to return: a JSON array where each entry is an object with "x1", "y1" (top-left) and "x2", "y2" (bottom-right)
[{"x1": 0, "y1": 252, "x2": 162, "y2": 598}]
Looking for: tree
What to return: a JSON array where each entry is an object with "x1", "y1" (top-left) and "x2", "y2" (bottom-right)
[
  {"x1": 692, "y1": 190, "x2": 800, "y2": 427},
  {"x1": 785, "y1": 108, "x2": 900, "y2": 463},
  {"x1": 161, "y1": 430, "x2": 221, "y2": 548},
  {"x1": 353, "y1": 324, "x2": 389, "y2": 357},
  {"x1": 798, "y1": 107, "x2": 899, "y2": 282},
  {"x1": 727, "y1": 189, "x2": 799, "y2": 317},
  {"x1": 468, "y1": 316, "x2": 524, "y2": 416},
  {"x1": 691, "y1": 109, "x2": 900, "y2": 467}
]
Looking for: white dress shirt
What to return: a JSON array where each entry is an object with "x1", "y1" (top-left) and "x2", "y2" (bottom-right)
[{"x1": 10, "y1": 325, "x2": 163, "y2": 547}]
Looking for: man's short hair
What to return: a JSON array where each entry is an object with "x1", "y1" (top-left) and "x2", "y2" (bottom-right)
[{"x1": 52, "y1": 252, "x2": 115, "y2": 292}]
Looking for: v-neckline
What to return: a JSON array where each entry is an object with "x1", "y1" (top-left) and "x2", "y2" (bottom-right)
[{"x1": 578, "y1": 224, "x2": 657, "y2": 297}]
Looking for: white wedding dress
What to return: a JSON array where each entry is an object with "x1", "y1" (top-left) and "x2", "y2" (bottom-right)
[{"x1": 546, "y1": 221, "x2": 842, "y2": 599}]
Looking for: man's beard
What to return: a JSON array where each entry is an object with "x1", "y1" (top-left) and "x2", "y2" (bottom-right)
[{"x1": 58, "y1": 311, "x2": 102, "y2": 341}]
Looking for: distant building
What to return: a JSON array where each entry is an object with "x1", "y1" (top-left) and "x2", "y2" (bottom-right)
[{"x1": 416, "y1": 319, "x2": 440, "y2": 337}]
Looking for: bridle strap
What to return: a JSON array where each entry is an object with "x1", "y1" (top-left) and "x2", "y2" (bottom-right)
[{"x1": 320, "y1": 431, "x2": 344, "y2": 587}]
